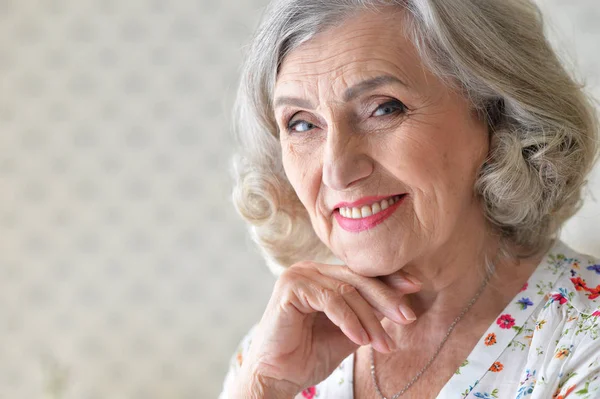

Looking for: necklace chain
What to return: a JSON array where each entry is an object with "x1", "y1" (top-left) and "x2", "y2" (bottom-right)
[{"x1": 369, "y1": 270, "x2": 493, "y2": 399}]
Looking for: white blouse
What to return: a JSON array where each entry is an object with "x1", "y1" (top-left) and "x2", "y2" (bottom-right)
[{"x1": 220, "y1": 239, "x2": 600, "y2": 398}]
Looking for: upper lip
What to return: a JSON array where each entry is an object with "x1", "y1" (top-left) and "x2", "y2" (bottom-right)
[{"x1": 333, "y1": 193, "x2": 406, "y2": 210}]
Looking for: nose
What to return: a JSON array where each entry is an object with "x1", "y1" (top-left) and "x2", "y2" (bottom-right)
[{"x1": 322, "y1": 123, "x2": 374, "y2": 190}]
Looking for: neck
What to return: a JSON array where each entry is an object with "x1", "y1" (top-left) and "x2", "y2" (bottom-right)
[{"x1": 384, "y1": 212, "x2": 548, "y2": 344}]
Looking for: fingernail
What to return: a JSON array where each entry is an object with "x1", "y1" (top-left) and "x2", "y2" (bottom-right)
[
  {"x1": 405, "y1": 275, "x2": 422, "y2": 287},
  {"x1": 399, "y1": 303, "x2": 417, "y2": 321},
  {"x1": 385, "y1": 334, "x2": 397, "y2": 352}
]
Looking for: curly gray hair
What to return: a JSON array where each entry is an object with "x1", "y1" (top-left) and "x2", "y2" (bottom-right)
[{"x1": 231, "y1": 0, "x2": 599, "y2": 274}]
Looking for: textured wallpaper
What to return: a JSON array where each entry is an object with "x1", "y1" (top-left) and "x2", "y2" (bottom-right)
[{"x1": 0, "y1": 1, "x2": 598, "y2": 398}]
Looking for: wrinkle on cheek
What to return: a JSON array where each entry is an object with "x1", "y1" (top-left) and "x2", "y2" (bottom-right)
[
  {"x1": 409, "y1": 188, "x2": 433, "y2": 237},
  {"x1": 280, "y1": 141, "x2": 295, "y2": 180}
]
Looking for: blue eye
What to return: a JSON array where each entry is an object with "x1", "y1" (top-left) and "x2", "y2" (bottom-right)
[
  {"x1": 372, "y1": 100, "x2": 407, "y2": 117},
  {"x1": 285, "y1": 100, "x2": 407, "y2": 134},
  {"x1": 287, "y1": 120, "x2": 315, "y2": 133}
]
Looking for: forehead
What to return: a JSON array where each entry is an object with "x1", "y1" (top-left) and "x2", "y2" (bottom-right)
[{"x1": 274, "y1": 9, "x2": 425, "y2": 97}]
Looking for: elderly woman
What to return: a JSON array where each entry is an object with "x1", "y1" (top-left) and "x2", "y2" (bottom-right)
[{"x1": 220, "y1": 0, "x2": 600, "y2": 398}]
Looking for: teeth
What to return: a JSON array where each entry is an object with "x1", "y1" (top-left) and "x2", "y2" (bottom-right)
[
  {"x1": 339, "y1": 195, "x2": 403, "y2": 219},
  {"x1": 372, "y1": 202, "x2": 381, "y2": 214}
]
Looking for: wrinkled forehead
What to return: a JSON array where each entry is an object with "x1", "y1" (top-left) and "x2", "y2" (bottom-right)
[{"x1": 273, "y1": 9, "x2": 427, "y2": 102}]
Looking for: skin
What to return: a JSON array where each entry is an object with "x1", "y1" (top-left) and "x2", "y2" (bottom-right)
[
  {"x1": 275, "y1": 7, "x2": 497, "y2": 333},
  {"x1": 274, "y1": 6, "x2": 540, "y2": 397},
  {"x1": 233, "y1": 7, "x2": 547, "y2": 399}
]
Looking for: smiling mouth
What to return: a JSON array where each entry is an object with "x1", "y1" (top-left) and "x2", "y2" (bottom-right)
[{"x1": 337, "y1": 194, "x2": 405, "y2": 219}]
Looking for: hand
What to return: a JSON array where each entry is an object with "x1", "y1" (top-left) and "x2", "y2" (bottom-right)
[{"x1": 233, "y1": 261, "x2": 422, "y2": 398}]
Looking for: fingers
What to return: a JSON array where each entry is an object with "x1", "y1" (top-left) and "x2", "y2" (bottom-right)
[
  {"x1": 335, "y1": 283, "x2": 396, "y2": 353},
  {"x1": 280, "y1": 268, "x2": 404, "y2": 353},
  {"x1": 320, "y1": 286, "x2": 370, "y2": 347},
  {"x1": 279, "y1": 273, "x2": 373, "y2": 348},
  {"x1": 312, "y1": 263, "x2": 420, "y2": 325},
  {"x1": 276, "y1": 262, "x2": 422, "y2": 354},
  {"x1": 300, "y1": 278, "x2": 395, "y2": 353}
]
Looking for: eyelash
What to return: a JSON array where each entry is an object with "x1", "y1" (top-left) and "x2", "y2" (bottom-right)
[{"x1": 285, "y1": 100, "x2": 408, "y2": 134}]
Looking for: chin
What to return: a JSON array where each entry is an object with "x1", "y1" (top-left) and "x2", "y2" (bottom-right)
[{"x1": 338, "y1": 249, "x2": 398, "y2": 277}]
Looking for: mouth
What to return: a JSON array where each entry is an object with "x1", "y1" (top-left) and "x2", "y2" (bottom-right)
[
  {"x1": 334, "y1": 194, "x2": 407, "y2": 233},
  {"x1": 336, "y1": 194, "x2": 405, "y2": 218}
]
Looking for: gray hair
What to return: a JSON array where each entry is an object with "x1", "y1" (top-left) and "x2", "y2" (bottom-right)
[{"x1": 231, "y1": 0, "x2": 599, "y2": 274}]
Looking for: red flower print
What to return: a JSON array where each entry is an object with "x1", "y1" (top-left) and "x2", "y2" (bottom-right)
[
  {"x1": 496, "y1": 314, "x2": 515, "y2": 329},
  {"x1": 302, "y1": 386, "x2": 317, "y2": 399},
  {"x1": 551, "y1": 292, "x2": 568, "y2": 305},
  {"x1": 520, "y1": 282, "x2": 528, "y2": 292},
  {"x1": 570, "y1": 277, "x2": 588, "y2": 291},
  {"x1": 586, "y1": 286, "x2": 600, "y2": 300},
  {"x1": 484, "y1": 332, "x2": 497, "y2": 346},
  {"x1": 582, "y1": 283, "x2": 600, "y2": 300},
  {"x1": 489, "y1": 361, "x2": 504, "y2": 372},
  {"x1": 592, "y1": 310, "x2": 600, "y2": 317}
]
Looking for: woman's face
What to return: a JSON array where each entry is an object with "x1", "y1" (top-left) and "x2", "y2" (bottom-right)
[{"x1": 273, "y1": 10, "x2": 490, "y2": 277}]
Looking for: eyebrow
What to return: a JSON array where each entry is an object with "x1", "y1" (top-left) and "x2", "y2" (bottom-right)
[{"x1": 273, "y1": 74, "x2": 407, "y2": 109}]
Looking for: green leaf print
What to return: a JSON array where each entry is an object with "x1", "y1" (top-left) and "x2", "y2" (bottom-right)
[
  {"x1": 455, "y1": 359, "x2": 469, "y2": 375},
  {"x1": 537, "y1": 281, "x2": 553, "y2": 296},
  {"x1": 535, "y1": 346, "x2": 545, "y2": 356},
  {"x1": 508, "y1": 339, "x2": 527, "y2": 351},
  {"x1": 575, "y1": 381, "x2": 590, "y2": 395},
  {"x1": 512, "y1": 325, "x2": 523, "y2": 334}
]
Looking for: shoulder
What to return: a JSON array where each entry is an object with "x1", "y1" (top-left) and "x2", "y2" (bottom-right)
[
  {"x1": 529, "y1": 241, "x2": 600, "y2": 397},
  {"x1": 545, "y1": 239, "x2": 600, "y2": 316}
]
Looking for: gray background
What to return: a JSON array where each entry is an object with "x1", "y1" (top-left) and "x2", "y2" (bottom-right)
[{"x1": 0, "y1": 1, "x2": 598, "y2": 398}]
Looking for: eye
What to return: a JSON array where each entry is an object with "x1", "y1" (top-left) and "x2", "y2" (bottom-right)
[
  {"x1": 287, "y1": 119, "x2": 316, "y2": 133},
  {"x1": 372, "y1": 100, "x2": 407, "y2": 117}
]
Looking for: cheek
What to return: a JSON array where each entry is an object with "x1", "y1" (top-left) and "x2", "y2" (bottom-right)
[
  {"x1": 392, "y1": 119, "x2": 482, "y2": 183},
  {"x1": 281, "y1": 140, "x2": 304, "y2": 183},
  {"x1": 377, "y1": 126, "x2": 472, "y2": 216},
  {"x1": 380, "y1": 131, "x2": 442, "y2": 183},
  {"x1": 281, "y1": 142, "x2": 322, "y2": 210}
]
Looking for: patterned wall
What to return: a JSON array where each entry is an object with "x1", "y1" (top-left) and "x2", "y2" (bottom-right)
[{"x1": 0, "y1": 1, "x2": 598, "y2": 398}]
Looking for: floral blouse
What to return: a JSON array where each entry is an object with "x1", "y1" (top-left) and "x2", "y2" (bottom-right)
[{"x1": 220, "y1": 239, "x2": 600, "y2": 399}]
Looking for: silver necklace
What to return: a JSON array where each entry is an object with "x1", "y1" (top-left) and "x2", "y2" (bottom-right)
[{"x1": 369, "y1": 269, "x2": 493, "y2": 399}]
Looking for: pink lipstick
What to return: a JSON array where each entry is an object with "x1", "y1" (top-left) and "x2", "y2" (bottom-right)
[{"x1": 333, "y1": 194, "x2": 406, "y2": 233}]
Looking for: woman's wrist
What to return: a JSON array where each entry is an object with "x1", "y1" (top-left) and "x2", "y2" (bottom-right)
[{"x1": 231, "y1": 369, "x2": 299, "y2": 399}]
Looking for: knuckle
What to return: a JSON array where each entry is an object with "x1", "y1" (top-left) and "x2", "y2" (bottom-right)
[
  {"x1": 276, "y1": 268, "x2": 302, "y2": 290},
  {"x1": 337, "y1": 307, "x2": 356, "y2": 326},
  {"x1": 316, "y1": 285, "x2": 334, "y2": 302},
  {"x1": 290, "y1": 260, "x2": 314, "y2": 270},
  {"x1": 338, "y1": 283, "x2": 358, "y2": 296},
  {"x1": 276, "y1": 271, "x2": 292, "y2": 287},
  {"x1": 324, "y1": 296, "x2": 354, "y2": 321}
]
